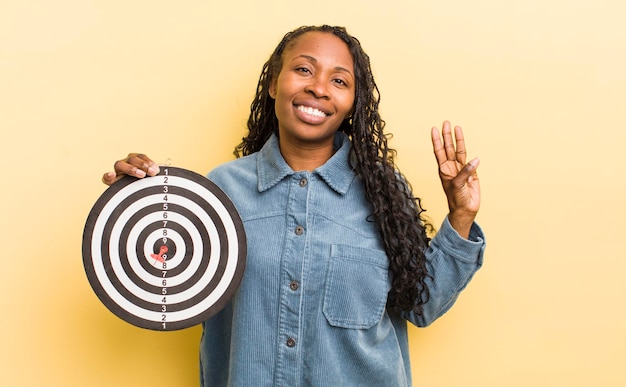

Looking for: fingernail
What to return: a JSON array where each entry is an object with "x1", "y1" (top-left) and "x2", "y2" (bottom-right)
[
  {"x1": 135, "y1": 169, "x2": 146, "y2": 178},
  {"x1": 148, "y1": 165, "x2": 159, "y2": 175}
]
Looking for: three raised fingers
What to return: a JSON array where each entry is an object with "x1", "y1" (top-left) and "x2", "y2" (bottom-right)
[{"x1": 432, "y1": 121, "x2": 468, "y2": 166}]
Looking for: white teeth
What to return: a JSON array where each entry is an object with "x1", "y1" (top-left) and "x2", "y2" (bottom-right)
[{"x1": 298, "y1": 105, "x2": 326, "y2": 117}]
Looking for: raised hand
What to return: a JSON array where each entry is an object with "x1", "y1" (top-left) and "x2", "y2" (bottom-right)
[
  {"x1": 101, "y1": 153, "x2": 160, "y2": 186},
  {"x1": 431, "y1": 121, "x2": 481, "y2": 239}
]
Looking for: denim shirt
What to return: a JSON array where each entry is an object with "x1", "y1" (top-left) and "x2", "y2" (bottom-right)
[{"x1": 200, "y1": 133, "x2": 485, "y2": 386}]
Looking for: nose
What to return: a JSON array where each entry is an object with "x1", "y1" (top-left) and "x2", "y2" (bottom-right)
[{"x1": 304, "y1": 75, "x2": 330, "y2": 99}]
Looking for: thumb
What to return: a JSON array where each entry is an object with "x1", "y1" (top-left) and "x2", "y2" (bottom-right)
[
  {"x1": 102, "y1": 171, "x2": 117, "y2": 186},
  {"x1": 455, "y1": 157, "x2": 480, "y2": 183}
]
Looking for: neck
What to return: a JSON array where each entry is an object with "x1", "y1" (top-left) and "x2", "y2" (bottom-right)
[{"x1": 278, "y1": 136, "x2": 335, "y2": 172}]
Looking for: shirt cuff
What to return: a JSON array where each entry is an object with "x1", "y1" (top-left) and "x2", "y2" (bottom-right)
[{"x1": 432, "y1": 216, "x2": 486, "y2": 264}]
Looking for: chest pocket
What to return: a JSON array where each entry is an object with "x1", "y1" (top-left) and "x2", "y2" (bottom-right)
[{"x1": 323, "y1": 244, "x2": 391, "y2": 329}]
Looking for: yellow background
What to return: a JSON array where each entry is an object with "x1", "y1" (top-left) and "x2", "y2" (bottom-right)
[{"x1": 2, "y1": 0, "x2": 625, "y2": 386}]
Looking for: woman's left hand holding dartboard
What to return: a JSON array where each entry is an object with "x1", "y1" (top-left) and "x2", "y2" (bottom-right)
[
  {"x1": 83, "y1": 153, "x2": 246, "y2": 331},
  {"x1": 101, "y1": 153, "x2": 161, "y2": 185}
]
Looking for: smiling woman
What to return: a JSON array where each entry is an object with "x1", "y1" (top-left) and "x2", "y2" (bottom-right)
[{"x1": 102, "y1": 25, "x2": 485, "y2": 387}]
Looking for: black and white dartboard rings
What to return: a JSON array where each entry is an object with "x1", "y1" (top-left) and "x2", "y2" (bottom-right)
[{"x1": 82, "y1": 166, "x2": 246, "y2": 331}]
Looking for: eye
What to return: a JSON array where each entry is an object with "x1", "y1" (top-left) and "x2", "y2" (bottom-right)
[
  {"x1": 332, "y1": 78, "x2": 348, "y2": 87},
  {"x1": 295, "y1": 67, "x2": 311, "y2": 74}
]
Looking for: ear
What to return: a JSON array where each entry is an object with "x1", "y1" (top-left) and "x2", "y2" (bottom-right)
[{"x1": 268, "y1": 78, "x2": 277, "y2": 99}]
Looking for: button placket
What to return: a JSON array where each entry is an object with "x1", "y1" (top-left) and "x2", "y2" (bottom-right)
[{"x1": 275, "y1": 173, "x2": 309, "y2": 382}]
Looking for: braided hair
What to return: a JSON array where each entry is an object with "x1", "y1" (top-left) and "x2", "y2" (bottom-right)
[{"x1": 234, "y1": 25, "x2": 433, "y2": 314}]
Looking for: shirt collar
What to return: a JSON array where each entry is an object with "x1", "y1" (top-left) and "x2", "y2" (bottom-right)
[{"x1": 257, "y1": 132, "x2": 356, "y2": 195}]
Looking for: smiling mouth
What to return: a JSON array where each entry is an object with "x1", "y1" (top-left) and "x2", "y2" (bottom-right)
[{"x1": 297, "y1": 105, "x2": 329, "y2": 118}]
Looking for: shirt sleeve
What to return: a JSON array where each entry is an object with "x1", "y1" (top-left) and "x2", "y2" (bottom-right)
[{"x1": 401, "y1": 216, "x2": 486, "y2": 327}]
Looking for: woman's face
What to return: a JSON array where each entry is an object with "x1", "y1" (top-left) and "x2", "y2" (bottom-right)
[{"x1": 269, "y1": 31, "x2": 355, "y2": 150}]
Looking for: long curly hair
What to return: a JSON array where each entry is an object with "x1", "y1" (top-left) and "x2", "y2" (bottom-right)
[{"x1": 234, "y1": 25, "x2": 433, "y2": 314}]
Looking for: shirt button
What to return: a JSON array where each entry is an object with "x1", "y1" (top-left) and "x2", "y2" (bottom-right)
[
  {"x1": 286, "y1": 337, "x2": 296, "y2": 347},
  {"x1": 299, "y1": 178, "x2": 308, "y2": 187},
  {"x1": 289, "y1": 281, "x2": 299, "y2": 291},
  {"x1": 295, "y1": 226, "x2": 304, "y2": 235}
]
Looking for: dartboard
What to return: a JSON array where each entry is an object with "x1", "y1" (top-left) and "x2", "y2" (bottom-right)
[{"x1": 82, "y1": 166, "x2": 246, "y2": 331}]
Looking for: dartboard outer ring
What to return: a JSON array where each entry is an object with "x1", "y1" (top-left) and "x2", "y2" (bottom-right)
[{"x1": 82, "y1": 166, "x2": 246, "y2": 331}]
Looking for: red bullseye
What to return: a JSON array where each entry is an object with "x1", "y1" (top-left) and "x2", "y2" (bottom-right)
[{"x1": 151, "y1": 245, "x2": 168, "y2": 263}]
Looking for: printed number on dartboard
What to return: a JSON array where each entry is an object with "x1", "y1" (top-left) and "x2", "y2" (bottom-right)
[{"x1": 161, "y1": 168, "x2": 169, "y2": 329}]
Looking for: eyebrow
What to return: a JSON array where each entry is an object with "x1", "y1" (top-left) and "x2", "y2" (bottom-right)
[{"x1": 294, "y1": 55, "x2": 354, "y2": 77}]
